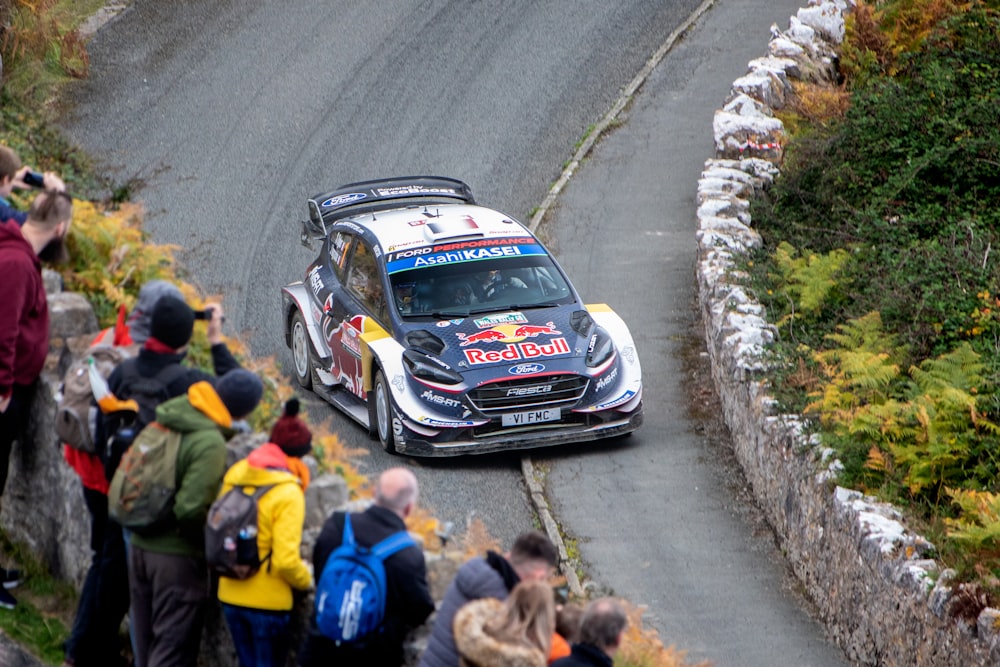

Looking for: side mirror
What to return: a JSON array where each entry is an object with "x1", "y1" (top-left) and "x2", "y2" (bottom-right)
[{"x1": 300, "y1": 199, "x2": 328, "y2": 248}]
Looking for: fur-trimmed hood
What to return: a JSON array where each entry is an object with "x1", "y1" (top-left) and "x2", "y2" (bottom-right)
[{"x1": 453, "y1": 598, "x2": 547, "y2": 667}]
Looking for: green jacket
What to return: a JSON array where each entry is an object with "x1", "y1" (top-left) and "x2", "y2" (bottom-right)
[{"x1": 128, "y1": 380, "x2": 234, "y2": 558}]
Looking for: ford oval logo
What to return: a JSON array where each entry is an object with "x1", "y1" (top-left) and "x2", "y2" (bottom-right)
[
  {"x1": 321, "y1": 192, "x2": 367, "y2": 208},
  {"x1": 509, "y1": 363, "x2": 545, "y2": 376}
]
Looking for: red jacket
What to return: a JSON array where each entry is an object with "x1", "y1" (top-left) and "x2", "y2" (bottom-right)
[{"x1": 0, "y1": 219, "x2": 48, "y2": 398}]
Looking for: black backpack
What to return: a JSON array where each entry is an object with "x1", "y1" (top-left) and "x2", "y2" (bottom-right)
[
  {"x1": 205, "y1": 483, "x2": 282, "y2": 579},
  {"x1": 103, "y1": 361, "x2": 189, "y2": 480}
]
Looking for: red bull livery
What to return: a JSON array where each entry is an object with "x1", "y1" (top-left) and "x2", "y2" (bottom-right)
[{"x1": 281, "y1": 176, "x2": 643, "y2": 456}]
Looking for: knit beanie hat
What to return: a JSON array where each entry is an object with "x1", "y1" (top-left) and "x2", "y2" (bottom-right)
[
  {"x1": 269, "y1": 398, "x2": 312, "y2": 458},
  {"x1": 214, "y1": 369, "x2": 263, "y2": 420},
  {"x1": 149, "y1": 294, "x2": 195, "y2": 349},
  {"x1": 128, "y1": 280, "x2": 184, "y2": 344}
]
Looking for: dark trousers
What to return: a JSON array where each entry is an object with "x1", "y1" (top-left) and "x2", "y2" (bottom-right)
[
  {"x1": 0, "y1": 382, "x2": 34, "y2": 498},
  {"x1": 65, "y1": 488, "x2": 131, "y2": 667},
  {"x1": 298, "y1": 629, "x2": 403, "y2": 667},
  {"x1": 129, "y1": 545, "x2": 209, "y2": 667},
  {"x1": 222, "y1": 604, "x2": 292, "y2": 667}
]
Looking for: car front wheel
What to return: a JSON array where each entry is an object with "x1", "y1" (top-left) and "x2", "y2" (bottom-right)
[
  {"x1": 290, "y1": 310, "x2": 314, "y2": 390},
  {"x1": 371, "y1": 369, "x2": 399, "y2": 454}
]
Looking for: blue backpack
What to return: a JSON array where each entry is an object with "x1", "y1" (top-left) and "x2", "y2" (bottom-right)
[{"x1": 315, "y1": 512, "x2": 417, "y2": 643}]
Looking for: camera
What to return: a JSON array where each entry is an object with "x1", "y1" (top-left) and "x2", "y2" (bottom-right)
[
  {"x1": 23, "y1": 171, "x2": 45, "y2": 188},
  {"x1": 194, "y1": 307, "x2": 225, "y2": 323}
]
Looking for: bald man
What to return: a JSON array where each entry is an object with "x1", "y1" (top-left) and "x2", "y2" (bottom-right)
[{"x1": 298, "y1": 467, "x2": 434, "y2": 666}]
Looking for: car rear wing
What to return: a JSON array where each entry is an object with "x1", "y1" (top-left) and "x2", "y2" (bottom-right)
[{"x1": 300, "y1": 176, "x2": 476, "y2": 247}]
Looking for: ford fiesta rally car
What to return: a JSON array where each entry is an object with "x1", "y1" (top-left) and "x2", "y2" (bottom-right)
[{"x1": 281, "y1": 176, "x2": 643, "y2": 455}]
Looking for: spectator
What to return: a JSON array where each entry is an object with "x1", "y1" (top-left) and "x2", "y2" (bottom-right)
[
  {"x1": 128, "y1": 369, "x2": 264, "y2": 667},
  {"x1": 101, "y1": 293, "x2": 241, "y2": 478},
  {"x1": 62, "y1": 279, "x2": 183, "y2": 667},
  {"x1": 298, "y1": 467, "x2": 434, "y2": 667},
  {"x1": 1, "y1": 145, "x2": 66, "y2": 226},
  {"x1": 0, "y1": 190, "x2": 73, "y2": 610},
  {"x1": 453, "y1": 579, "x2": 556, "y2": 667},
  {"x1": 549, "y1": 601, "x2": 584, "y2": 664},
  {"x1": 218, "y1": 398, "x2": 315, "y2": 667},
  {"x1": 64, "y1": 287, "x2": 237, "y2": 665},
  {"x1": 420, "y1": 530, "x2": 558, "y2": 667},
  {"x1": 550, "y1": 598, "x2": 628, "y2": 667}
]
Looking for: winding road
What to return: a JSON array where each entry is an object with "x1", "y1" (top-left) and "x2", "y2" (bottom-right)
[{"x1": 62, "y1": 1, "x2": 851, "y2": 664}]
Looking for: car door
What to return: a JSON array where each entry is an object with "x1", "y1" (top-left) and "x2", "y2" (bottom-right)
[{"x1": 324, "y1": 237, "x2": 387, "y2": 399}]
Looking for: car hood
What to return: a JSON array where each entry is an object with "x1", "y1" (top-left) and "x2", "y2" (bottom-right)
[{"x1": 400, "y1": 306, "x2": 591, "y2": 375}]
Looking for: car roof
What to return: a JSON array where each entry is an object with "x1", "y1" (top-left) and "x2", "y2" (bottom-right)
[{"x1": 338, "y1": 203, "x2": 536, "y2": 254}]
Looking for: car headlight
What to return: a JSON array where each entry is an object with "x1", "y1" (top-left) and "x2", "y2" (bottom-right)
[
  {"x1": 586, "y1": 327, "x2": 615, "y2": 368},
  {"x1": 402, "y1": 349, "x2": 464, "y2": 385}
]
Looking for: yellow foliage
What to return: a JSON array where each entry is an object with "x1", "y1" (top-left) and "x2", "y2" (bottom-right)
[
  {"x1": 617, "y1": 602, "x2": 712, "y2": 667},
  {"x1": 788, "y1": 80, "x2": 851, "y2": 127},
  {"x1": 865, "y1": 446, "x2": 887, "y2": 472},
  {"x1": 460, "y1": 517, "x2": 502, "y2": 559},
  {"x1": 63, "y1": 199, "x2": 182, "y2": 325},
  {"x1": 406, "y1": 506, "x2": 444, "y2": 554}
]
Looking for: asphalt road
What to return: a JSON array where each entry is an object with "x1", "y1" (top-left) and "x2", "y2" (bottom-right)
[
  {"x1": 59, "y1": 0, "x2": 703, "y2": 547},
  {"x1": 61, "y1": 1, "x2": 851, "y2": 664}
]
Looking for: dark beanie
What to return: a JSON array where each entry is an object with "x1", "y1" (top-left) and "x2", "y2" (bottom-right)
[
  {"x1": 270, "y1": 398, "x2": 312, "y2": 458},
  {"x1": 150, "y1": 295, "x2": 195, "y2": 349},
  {"x1": 215, "y1": 369, "x2": 263, "y2": 420}
]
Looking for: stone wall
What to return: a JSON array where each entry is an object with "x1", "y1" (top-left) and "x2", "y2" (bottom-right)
[{"x1": 696, "y1": 1, "x2": 1000, "y2": 664}]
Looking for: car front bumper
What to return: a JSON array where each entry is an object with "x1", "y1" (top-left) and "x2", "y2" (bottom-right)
[{"x1": 393, "y1": 404, "x2": 643, "y2": 456}]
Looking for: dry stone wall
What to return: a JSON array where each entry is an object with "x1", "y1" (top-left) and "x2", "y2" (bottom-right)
[{"x1": 697, "y1": 1, "x2": 1000, "y2": 664}]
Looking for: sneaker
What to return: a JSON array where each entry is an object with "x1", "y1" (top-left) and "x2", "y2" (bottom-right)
[
  {"x1": 0, "y1": 587, "x2": 15, "y2": 610},
  {"x1": 1, "y1": 567, "x2": 21, "y2": 589}
]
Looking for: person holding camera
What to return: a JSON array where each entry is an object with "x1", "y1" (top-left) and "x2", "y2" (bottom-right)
[
  {"x1": 0, "y1": 190, "x2": 74, "y2": 610},
  {"x1": 1, "y1": 145, "x2": 66, "y2": 226},
  {"x1": 64, "y1": 294, "x2": 240, "y2": 665}
]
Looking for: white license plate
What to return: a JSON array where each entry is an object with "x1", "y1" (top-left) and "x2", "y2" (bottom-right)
[{"x1": 502, "y1": 408, "x2": 561, "y2": 427}]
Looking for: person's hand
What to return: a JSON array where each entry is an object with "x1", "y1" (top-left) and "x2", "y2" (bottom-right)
[
  {"x1": 11, "y1": 166, "x2": 32, "y2": 190},
  {"x1": 205, "y1": 302, "x2": 225, "y2": 344},
  {"x1": 42, "y1": 172, "x2": 66, "y2": 192},
  {"x1": 0, "y1": 394, "x2": 11, "y2": 414}
]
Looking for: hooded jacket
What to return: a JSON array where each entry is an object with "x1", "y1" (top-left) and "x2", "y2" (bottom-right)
[
  {"x1": 127, "y1": 381, "x2": 233, "y2": 558},
  {"x1": 216, "y1": 443, "x2": 313, "y2": 611},
  {"x1": 419, "y1": 553, "x2": 517, "y2": 667},
  {"x1": 453, "y1": 597, "x2": 548, "y2": 667},
  {"x1": 0, "y1": 218, "x2": 47, "y2": 398}
]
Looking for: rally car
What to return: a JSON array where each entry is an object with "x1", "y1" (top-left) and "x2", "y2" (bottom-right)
[{"x1": 281, "y1": 176, "x2": 642, "y2": 455}]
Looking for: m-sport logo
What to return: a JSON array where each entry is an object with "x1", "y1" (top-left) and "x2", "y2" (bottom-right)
[{"x1": 508, "y1": 363, "x2": 545, "y2": 376}]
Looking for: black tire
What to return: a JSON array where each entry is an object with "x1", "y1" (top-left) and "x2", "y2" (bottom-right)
[
  {"x1": 370, "y1": 369, "x2": 399, "y2": 454},
  {"x1": 290, "y1": 310, "x2": 314, "y2": 390}
]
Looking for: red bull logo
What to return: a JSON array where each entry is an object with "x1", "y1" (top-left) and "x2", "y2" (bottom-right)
[
  {"x1": 456, "y1": 322, "x2": 561, "y2": 347},
  {"x1": 512, "y1": 322, "x2": 561, "y2": 338},
  {"x1": 464, "y1": 337, "x2": 571, "y2": 365}
]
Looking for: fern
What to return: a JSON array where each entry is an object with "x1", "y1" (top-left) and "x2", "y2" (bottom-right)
[
  {"x1": 946, "y1": 488, "x2": 1000, "y2": 549},
  {"x1": 772, "y1": 241, "x2": 851, "y2": 315},
  {"x1": 808, "y1": 315, "x2": 1000, "y2": 500}
]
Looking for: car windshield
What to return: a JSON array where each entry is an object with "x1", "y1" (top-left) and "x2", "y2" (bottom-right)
[{"x1": 390, "y1": 254, "x2": 575, "y2": 317}]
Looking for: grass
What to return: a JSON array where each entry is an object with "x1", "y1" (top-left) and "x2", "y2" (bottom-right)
[{"x1": 0, "y1": 530, "x2": 77, "y2": 666}]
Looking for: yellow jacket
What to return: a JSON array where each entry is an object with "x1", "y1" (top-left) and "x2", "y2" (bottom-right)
[{"x1": 216, "y1": 443, "x2": 313, "y2": 610}]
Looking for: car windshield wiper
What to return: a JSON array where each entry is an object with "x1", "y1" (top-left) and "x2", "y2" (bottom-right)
[
  {"x1": 430, "y1": 310, "x2": 470, "y2": 318},
  {"x1": 503, "y1": 301, "x2": 563, "y2": 310}
]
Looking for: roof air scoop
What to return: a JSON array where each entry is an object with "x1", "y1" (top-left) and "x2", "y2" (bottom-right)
[{"x1": 421, "y1": 214, "x2": 486, "y2": 243}]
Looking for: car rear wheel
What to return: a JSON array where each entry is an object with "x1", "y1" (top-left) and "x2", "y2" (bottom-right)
[
  {"x1": 371, "y1": 369, "x2": 398, "y2": 454},
  {"x1": 290, "y1": 310, "x2": 314, "y2": 390}
]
